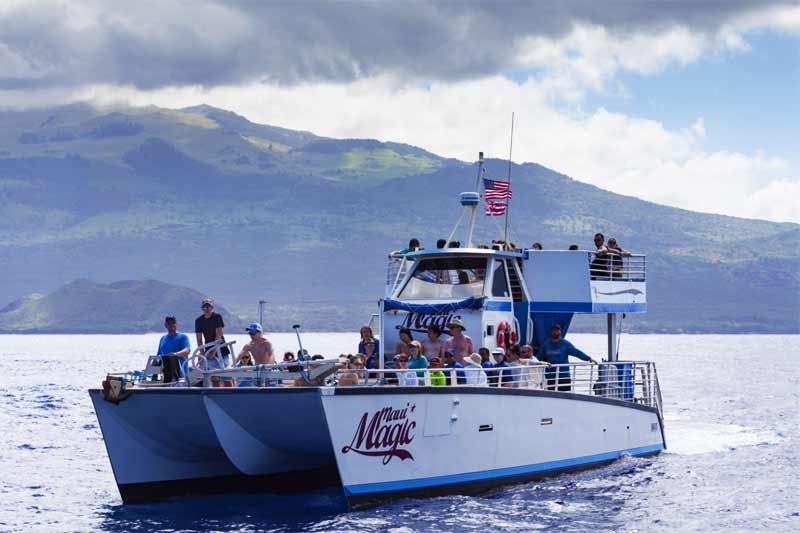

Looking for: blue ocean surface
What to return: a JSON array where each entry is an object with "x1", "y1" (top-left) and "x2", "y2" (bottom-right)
[{"x1": 0, "y1": 333, "x2": 797, "y2": 532}]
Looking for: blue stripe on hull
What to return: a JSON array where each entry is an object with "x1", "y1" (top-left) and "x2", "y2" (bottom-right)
[
  {"x1": 530, "y1": 302, "x2": 647, "y2": 313},
  {"x1": 344, "y1": 443, "x2": 663, "y2": 496}
]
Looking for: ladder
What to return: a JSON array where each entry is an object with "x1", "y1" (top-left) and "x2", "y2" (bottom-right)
[
  {"x1": 507, "y1": 261, "x2": 525, "y2": 302},
  {"x1": 386, "y1": 256, "x2": 411, "y2": 297}
]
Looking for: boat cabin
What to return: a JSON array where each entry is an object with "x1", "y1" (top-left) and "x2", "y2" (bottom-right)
[{"x1": 380, "y1": 247, "x2": 646, "y2": 360}]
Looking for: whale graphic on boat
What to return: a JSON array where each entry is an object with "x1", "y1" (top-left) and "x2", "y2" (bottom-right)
[
  {"x1": 593, "y1": 287, "x2": 644, "y2": 297},
  {"x1": 90, "y1": 152, "x2": 664, "y2": 508}
]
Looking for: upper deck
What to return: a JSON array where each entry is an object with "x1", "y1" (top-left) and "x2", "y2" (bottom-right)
[{"x1": 386, "y1": 247, "x2": 646, "y2": 314}]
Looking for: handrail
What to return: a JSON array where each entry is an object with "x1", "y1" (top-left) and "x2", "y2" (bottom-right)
[
  {"x1": 113, "y1": 356, "x2": 662, "y2": 417},
  {"x1": 588, "y1": 252, "x2": 646, "y2": 281},
  {"x1": 332, "y1": 361, "x2": 662, "y2": 415}
]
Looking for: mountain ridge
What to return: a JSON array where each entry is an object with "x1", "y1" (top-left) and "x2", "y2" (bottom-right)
[
  {"x1": 0, "y1": 103, "x2": 797, "y2": 333},
  {"x1": 0, "y1": 278, "x2": 245, "y2": 334}
]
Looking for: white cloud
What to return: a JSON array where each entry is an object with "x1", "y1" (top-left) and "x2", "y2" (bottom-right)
[
  {"x1": 0, "y1": 3, "x2": 796, "y2": 223},
  {"x1": 512, "y1": 4, "x2": 800, "y2": 101},
  {"x1": 47, "y1": 75, "x2": 795, "y2": 224}
]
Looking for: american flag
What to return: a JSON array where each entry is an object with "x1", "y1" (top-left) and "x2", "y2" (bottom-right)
[
  {"x1": 484, "y1": 178, "x2": 512, "y2": 199},
  {"x1": 484, "y1": 178, "x2": 511, "y2": 216}
]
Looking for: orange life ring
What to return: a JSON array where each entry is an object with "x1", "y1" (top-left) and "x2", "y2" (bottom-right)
[{"x1": 496, "y1": 321, "x2": 509, "y2": 347}]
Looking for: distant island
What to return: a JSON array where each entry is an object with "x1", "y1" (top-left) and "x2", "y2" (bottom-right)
[
  {"x1": 0, "y1": 279, "x2": 246, "y2": 334},
  {"x1": 0, "y1": 104, "x2": 797, "y2": 333}
]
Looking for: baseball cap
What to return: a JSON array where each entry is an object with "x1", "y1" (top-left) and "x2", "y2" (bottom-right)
[
  {"x1": 491, "y1": 347, "x2": 505, "y2": 356},
  {"x1": 245, "y1": 322, "x2": 263, "y2": 333}
]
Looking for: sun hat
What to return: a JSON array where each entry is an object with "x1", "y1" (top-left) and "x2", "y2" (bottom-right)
[
  {"x1": 465, "y1": 353, "x2": 482, "y2": 367},
  {"x1": 245, "y1": 322, "x2": 263, "y2": 333},
  {"x1": 447, "y1": 317, "x2": 466, "y2": 330}
]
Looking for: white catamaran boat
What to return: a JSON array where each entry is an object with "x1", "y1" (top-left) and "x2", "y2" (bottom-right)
[{"x1": 90, "y1": 154, "x2": 665, "y2": 508}]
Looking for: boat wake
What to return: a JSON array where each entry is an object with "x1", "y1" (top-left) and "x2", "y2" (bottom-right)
[{"x1": 665, "y1": 422, "x2": 782, "y2": 455}]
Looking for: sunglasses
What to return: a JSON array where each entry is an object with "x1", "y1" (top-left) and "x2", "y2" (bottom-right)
[
  {"x1": 202, "y1": 304, "x2": 213, "y2": 310},
  {"x1": 248, "y1": 331, "x2": 257, "y2": 336}
]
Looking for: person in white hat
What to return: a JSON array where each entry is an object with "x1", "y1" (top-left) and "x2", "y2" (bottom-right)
[
  {"x1": 463, "y1": 353, "x2": 488, "y2": 386},
  {"x1": 443, "y1": 317, "x2": 473, "y2": 365}
]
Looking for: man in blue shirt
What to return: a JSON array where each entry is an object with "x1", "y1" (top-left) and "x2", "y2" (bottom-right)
[
  {"x1": 535, "y1": 323, "x2": 597, "y2": 391},
  {"x1": 443, "y1": 350, "x2": 466, "y2": 385},
  {"x1": 157, "y1": 316, "x2": 191, "y2": 384},
  {"x1": 489, "y1": 347, "x2": 512, "y2": 387}
]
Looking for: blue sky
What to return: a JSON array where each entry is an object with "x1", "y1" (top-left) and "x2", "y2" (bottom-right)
[{"x1": 581, "y1": 33, "x2": 799, "y2": 169}]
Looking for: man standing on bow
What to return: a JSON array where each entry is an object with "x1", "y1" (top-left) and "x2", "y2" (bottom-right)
[{"x1": 195, "y1": 298, "x2": 233, "y2": 388}]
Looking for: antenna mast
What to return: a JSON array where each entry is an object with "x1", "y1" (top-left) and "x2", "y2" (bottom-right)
[{"x1": 503, "y1": 112, "x2": 515, "y2": 246}]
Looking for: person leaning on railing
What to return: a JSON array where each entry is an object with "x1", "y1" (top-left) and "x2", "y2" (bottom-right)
[
  {"x1": 606, "y1": 237, "x2": 632, "y2": 278},
  {"x1": 535, "y1": 323, "x2": 598, "y2": 392},
  {"x1": 590, "y1": 233, "x2": 610, "y2": 278}
]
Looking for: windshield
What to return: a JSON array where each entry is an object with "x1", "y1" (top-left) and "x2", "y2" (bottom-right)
[{"x1": 399, "y1": 256, "x2": 487, "y2": 300}]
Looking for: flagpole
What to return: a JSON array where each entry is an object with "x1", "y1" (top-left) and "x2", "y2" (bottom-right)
[{"x1": 503, "y1": 112, "x2": 515, "y2": 246}]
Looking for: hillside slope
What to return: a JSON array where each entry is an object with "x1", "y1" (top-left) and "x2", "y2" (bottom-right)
[
  {"x1": 0, "y1": 104, "x2": 797, "y2": 332},
  {"x1": 0, "y1": 279, "x2": 245, "y2": 333}
]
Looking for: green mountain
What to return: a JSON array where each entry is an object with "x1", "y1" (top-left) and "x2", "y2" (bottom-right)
[
  {"x1": 0, "y1": 103, "x2": 797, "y2": 333},
  {"x1": 0, "y1": 279, "x2": 245, "y2": 333}
]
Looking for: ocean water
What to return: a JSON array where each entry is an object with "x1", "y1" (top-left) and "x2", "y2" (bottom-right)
[{"x1": 0, "y1": 333, "x2": 797, "y2": 532}]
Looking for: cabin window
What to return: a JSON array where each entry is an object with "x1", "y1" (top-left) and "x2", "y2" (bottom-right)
[
  {"x1": 400, "y1": 257, "x2": 487, "y2": 300},
  {"x1": 491, "y1": 259, "x2": 510, "y2": 298}
]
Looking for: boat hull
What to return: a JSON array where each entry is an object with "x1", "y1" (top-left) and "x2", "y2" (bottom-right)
[
  {"x1": 89, "y1": 388, "x2": 340, "y2": 502},
  {"x1": 320, "y1": 387, "x2": 665, "y2": 509}
]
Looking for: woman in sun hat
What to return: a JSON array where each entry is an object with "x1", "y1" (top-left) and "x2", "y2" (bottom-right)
[{"x1": 463, "y1": 353, "x2": 488, "y2": 386}]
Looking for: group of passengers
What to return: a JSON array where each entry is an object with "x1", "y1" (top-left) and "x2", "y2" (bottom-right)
[
  {"x1": 392, "y1": 234, "x2": 631, "y2": 259},
  {"x1": 393, "y1": 234, "x2": 633, "y2": 282},
  {"x1": 155, "y1": 297, "x2": 282, "y2": 386},
  {"x1": 349, "y1": 318, "x2": 598, "y2": 390}
]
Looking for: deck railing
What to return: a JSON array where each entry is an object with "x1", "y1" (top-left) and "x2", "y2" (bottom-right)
[
  {"x1": 113, "y1": 358, "x2": 662, "y2": 418},
  {"x1": 332, "y1": 362, "x2": 662, "y2": 415},
  {"x1": 588, "y1": 252, "x2": 647, "y2": 282}
]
